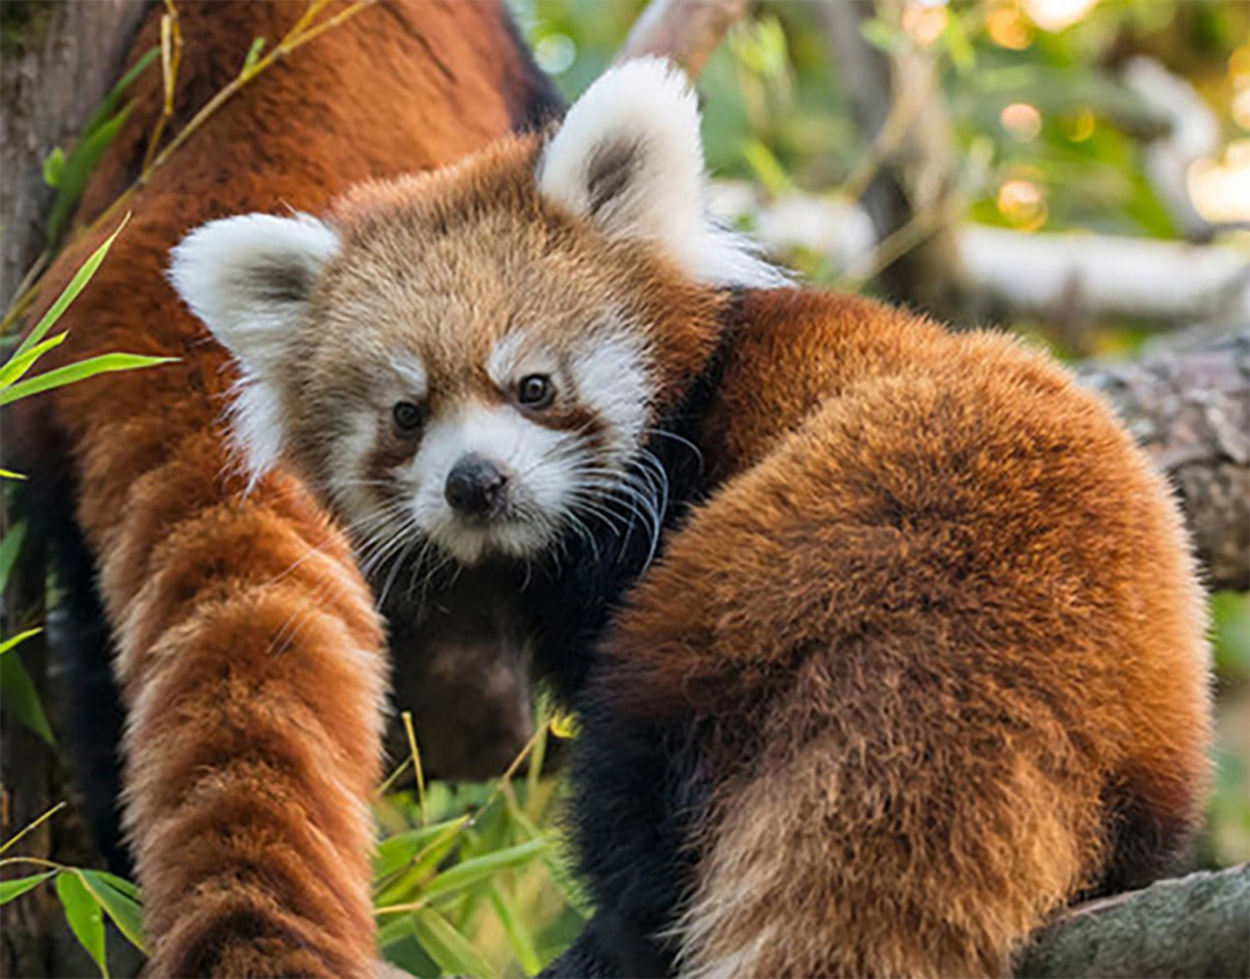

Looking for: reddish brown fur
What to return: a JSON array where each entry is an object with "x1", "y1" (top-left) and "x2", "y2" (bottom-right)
[
  {"x1": 8, "y1": 3, "x2": 553, "y2": 974},
  {"x1": 601, "y1": 289, "x2": 1211, "y2": 976}
]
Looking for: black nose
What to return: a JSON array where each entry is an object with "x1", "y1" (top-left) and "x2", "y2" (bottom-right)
[{"x1": 445, "y1": 455, "x2": 508, "y2": 516}]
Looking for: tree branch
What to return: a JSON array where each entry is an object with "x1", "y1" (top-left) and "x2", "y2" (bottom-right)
[
  {"x1": 615, "y1": 0, "x2": 751, "y2": 77},
  {"x1": 1016, "y1": 864, "x2": 1250, "y2": 978},
  {"x1": 1078, "y1": 330, "x2": 1250, "y2": 593}
]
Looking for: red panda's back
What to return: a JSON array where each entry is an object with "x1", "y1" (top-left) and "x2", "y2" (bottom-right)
[{"x1": 604, "y1": 287, "x2": 1210, "y2": 977}]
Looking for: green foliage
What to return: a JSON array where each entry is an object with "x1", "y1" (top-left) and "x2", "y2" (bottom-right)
[
  {"x1": 56, "y1": 871, "x2": 109, "y2": 977},
  {"x1": 0, "y1": 219, "x2": 175, "y2": 748},
  {"x1": 0, "y1": 871, "x2": 54, "y2": 905},
  {"x1": 373, "y1": 717, "x2": 585, "y2": 976},
  {"x1": 43, "y1": 47, "x2": 159, "y2": 249}
]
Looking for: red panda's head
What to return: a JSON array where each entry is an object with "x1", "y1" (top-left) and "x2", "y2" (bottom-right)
[{"x1": 170, "y1": 59, "x2": 781, "y2": 566}]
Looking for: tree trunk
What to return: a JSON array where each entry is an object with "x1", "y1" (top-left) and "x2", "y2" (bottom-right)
[{"x1": 0, "y1": 0, "x2": 147, "y2": 307}]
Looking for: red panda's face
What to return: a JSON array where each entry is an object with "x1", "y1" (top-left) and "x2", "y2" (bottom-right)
[
  {"x1": 171, "y1": 59, "x2": 781, "y2": 569},
  {"x1": 287, "y1": 213, "x2": 662, "y2": 565}
]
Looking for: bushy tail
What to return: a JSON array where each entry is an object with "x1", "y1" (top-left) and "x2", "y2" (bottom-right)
[
  {"x1": 88, "y1": 428, "x2": 387, "y2": 977},
  {"x1": 676, "y1": 731, "x2": 1100, "y2": 978}
]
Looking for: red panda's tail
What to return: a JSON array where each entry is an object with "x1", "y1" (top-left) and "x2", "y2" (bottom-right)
[{"x1": 91, "y1": 430, "x2": 387, "y2": 977}]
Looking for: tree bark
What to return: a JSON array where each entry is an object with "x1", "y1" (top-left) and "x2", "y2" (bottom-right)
[
  {"x1": 1016, "y1": 863, "x2": 1250, "y2": 978},
  {"x1": 1079, "y1": 330, "x2": 1250, "y2": 593},
  {"x1": 0, "y1": 0, "x2": 147, "y2": 307}
]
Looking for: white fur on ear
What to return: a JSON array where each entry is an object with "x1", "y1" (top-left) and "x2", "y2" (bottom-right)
[
  {"x1": 169, "y1": 212, "x2": 339, "y2": 370},
  {"x1": 536, "y1": 57, "x2": 783, "y2": 288},
  {"x1": 169, "y1": 212, "x2": 339, "y2": 480}
]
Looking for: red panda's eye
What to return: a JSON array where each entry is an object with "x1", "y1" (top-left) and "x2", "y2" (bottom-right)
[
  {"x1": 392, "y1": 401, "x2": 424, "y2": 436},
  {"x1": 517, "y1": 374, "x2": 554, "y2": 409}
]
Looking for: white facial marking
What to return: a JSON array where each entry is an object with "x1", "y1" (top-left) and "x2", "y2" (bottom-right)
[
  {"x1": 568, "y1": 329, "x2": 653, "y2": 462},
  {"x1": 409, "y1": 403, "x2": 573, "y2": 564},
  {"x1": 390, "y1": 353, "x2": 427, "y2": 400},
  {"x1": 324, "y1": 411, "x2": 381, "y2": 524}
]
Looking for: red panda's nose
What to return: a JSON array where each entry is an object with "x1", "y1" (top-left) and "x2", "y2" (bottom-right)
[{"x1": 445, "y1": 455, "x2": 508, "y2": 517}]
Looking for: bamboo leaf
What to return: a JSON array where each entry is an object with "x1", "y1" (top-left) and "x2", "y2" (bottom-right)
[
  {"x1": 0, "y1": 332, "x2": 68, "y2": 388},
  {"x1": 56, "y1": 872, "x2": 108, "y2": 977},
  {"x1": 423, "y1": 838, "x2": 550, "y2": 899},
  {"x1": 0, "y1": 872, "x2": 54, "y2": 905},
  {"x1": 0, "y1": 520, "x2": 26, "y2": 593},
  {"x1": 0, "y1": 628, "x2": 42, "y2": 657},
  {"x1": 373, "y1": 818, "x2": 467, "y2": 880},
  {"x1": 373, "y1": 818, "x2": 466, "y2": 907},
  {"x1": 0, "y1": 353, "x2": 177, "y2": 407},
  {"x1": 411, "y1": 908, "x2": 493, "y2": 979},
  {"x1": 87, "y1": 870, "x2": 140, "y2": 901},
  {"x1": 13, "y1": 220, "x2": 129, "y2": 362},
  {"x1": 78, "y1": 47, "x2": 159, "y2": 142},
  {"x1": 489, "y1": 883, "x2": 541, "y2": 976},
  {"x1": 0, "y1": 653, "x2": 55, "y2": 746},
  {"x1": 80, "y1": 870, "x2": 146, "y2": 953},
  {"x1": 46, "y1": 106, "x2": 137, "y2": 248}
]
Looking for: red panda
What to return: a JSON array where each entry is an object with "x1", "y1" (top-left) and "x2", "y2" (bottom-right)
[
  {"x1": 6, "y1": 3, "x2": 559, "y2": 975},
  {"x1": 171, "y1": 60, "x2": 1211, "y2": 977}
]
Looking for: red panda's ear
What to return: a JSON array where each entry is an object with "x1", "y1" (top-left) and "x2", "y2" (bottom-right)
[
  {"x1": 169, "y1": 212, "x2": 339, "y2": 480},
  {"x1": 536, "y1": 58, "x2": 783, "y2": 288}
]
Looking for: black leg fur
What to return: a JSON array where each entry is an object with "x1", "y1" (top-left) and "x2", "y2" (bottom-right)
[
  {"x1": 19, "y1": 479, "x2": 131, "y2": 876},
  {"x1": 555, "y1": 687, "x2": 714, "y2": 979}
]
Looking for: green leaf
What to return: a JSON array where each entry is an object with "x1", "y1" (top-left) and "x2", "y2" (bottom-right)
[
  {"x1": 0, "y1": 628, "x2": 42, "y2": 657},
  {"x1": 87, "y1": 870, "x2": 139, "y2": 902},
  {"x1": 0, "y1": 872, "x2": 54, "y2": 905},
  {"x1": 374, "y1": 818, "x2": 467, "y2": 906},
  {"x1": 80, "y1": 870, "x2": 145, "y2": 953},
  {"x1": 0, "y1": 332, "x2": 68, "y2": 388},
  {"x1": 374, "y1": 818, "x2": 467, "y2": 880},
  {"x1": 0, "y1": 353, "x2": 177, "y2": 407},
  {"x1": 46, "y1": 105, "x2": 136, "y2": 248},
  {"x1": 378, "y1": 912, "x2": 421, "y2": 950},
  {"x1": 423, "y1": 838, "x2": 550, "y2": 899},
  {"x1": 42, "y1": 147, "x2": 66, "y2": 189},
  {"x1": 56, "y1": 872, "x2": 108, "y2": 977},
  {"x1": 242, "y1": 36, "x2": 267, "y2": 74},
  {"x1": 0, "y1": 653, "x2": 55, "y2": 746},
  {"x1": 41, "y1": 44, "x2": 157, "y2": 247},
  {"x1": 0, "y1": 520, "x2": 26, "y2": 593},
  {"x1": 78, "y1": 47, "x2": 159, "y2": 142},
  {"x1": 13, "y1": 220, "x2": 128, "y2": 363},
  {"x1": 489, "y1": 884, "x2": 541, "y2": 976},
  {"x1": 0, "y1": 469, "x2": 27, "y2": 481},
  {"x1": 411, "y1": 908, "x2": 493, "y2": 979}
]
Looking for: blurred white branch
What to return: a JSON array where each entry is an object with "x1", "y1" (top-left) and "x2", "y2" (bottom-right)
[
  {"x1": 711, "y1": 182, "x2": 1250, "y2": 326},
  {"x1": 1122, "y1": 56, "x2": 1220, "y2": 241}
]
